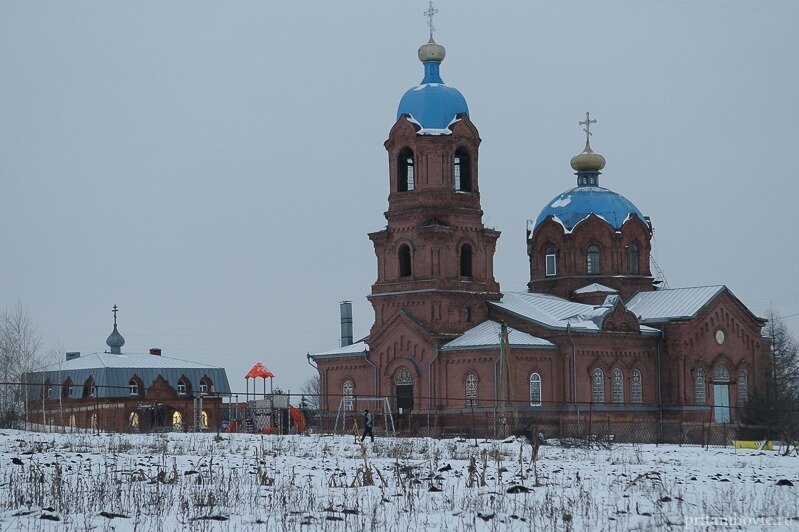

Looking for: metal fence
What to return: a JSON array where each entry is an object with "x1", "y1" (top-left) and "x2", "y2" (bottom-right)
[{"x1": 2, "y1": 381, "x2": 792, "y2": 447}]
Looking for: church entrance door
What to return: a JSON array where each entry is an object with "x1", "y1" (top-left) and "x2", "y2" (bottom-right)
[
  {"x1": 396, "y1": 384, "x2": 414, "y2": 411},
  {"x1": 713, "y1": 385, "x2": 730, "y2": 423},
  {"x1": 394, "y1": 367, "x2": 414, "y2": 411},
  {"x1": 713, "y1": 364, "x2": 731, "y2": 424}
]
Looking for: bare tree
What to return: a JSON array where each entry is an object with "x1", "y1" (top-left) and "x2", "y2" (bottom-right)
[
  {"x1": 299, "y1": 374, "x2": 321, "y2": 410},
  {"x1": 740, "y1": 310, "x2": 799, "y2": 446},
  {"x1": 0, "y1": 302, "x2": 42, "y2": 427}
]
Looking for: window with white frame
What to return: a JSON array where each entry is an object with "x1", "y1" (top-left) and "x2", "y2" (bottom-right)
[
  {"x1": 612, "y1": 368, "x2": 624, "y2": 403},
  {"x1": 465, "y1": 373, "x2": 478, "y2": 406},
  {"x1": 738, "y1": 368, "x2": 748, "y2": 406},
  {"x1": 68, "y1": 385, "x2": 75, "y2": 399},
  {"x1": 631, "y1": 369, "x2": 643, "y2": 403},
  {"x1": 129, "y1": 379, "x2": 139, "y2": 396},
  {"x1": 592, "y1": 368, "x2": 605, "y2": 403},
  {"x1": 47, "y1": 386, "x2": 54, "y2": 400},
  {"x1": 545, "y1": 246, "x2": 557, "y2": 276},
  {"x1": 342, "y1": 380, "x2": 354, "y2": 411},
  {"x1": 200, "y1": 382, "x2": 208, "y2": 394},
  {"x1": 587, "y1": 245, "x2": 601, "y2": 274},
  {"x1": 529, "y1": 373, "x2": 542, "y2": 406},
  {"x1": 694, "y1": 368, "x2": 706, "y2": 405},
  {"x1": 628, "y1": 244, "x2": 639, "y2": 274},
  {"x1": 177, "y1": 381, "x2": 187, "y2": 396}
]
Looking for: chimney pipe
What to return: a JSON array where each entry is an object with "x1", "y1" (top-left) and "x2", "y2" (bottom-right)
[
  {"x1": 340, "y1": 301, "x2": 353, "y2": 347},
  {"x1": 149, "y1": 348, "x2": 162, "y2": 356}
]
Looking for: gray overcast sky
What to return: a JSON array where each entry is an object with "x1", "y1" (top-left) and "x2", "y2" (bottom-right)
[{"x1": 1, "y1": 1, "x2": 797, "y2": 394}]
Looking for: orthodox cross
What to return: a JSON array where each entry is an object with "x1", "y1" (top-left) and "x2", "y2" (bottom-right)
[
  {"x1": 424, "y1": 1, "x2": 439, "y2": 40},
  {"x1": 579, "y1": 112, "x2": 597, "y2": 143},
  {"x1": 112, "y1": 304, "x2": 118, "y2": 326}
]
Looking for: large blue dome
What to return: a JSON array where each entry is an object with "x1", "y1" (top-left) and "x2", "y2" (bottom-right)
[
  {"x1": 535, "y1": 186, "x2": 646, "y2": 232},
  {"x1": 396, "y1": 43, "x2": 469, "y2": 130}
]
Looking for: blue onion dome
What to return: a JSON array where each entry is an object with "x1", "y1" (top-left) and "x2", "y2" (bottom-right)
[
  {"x1": 396, "y1": 37, "x2": 469, "y2": 130},
  {"x1": 534, "y1": 141, "x2": 645, "y2": 231}
]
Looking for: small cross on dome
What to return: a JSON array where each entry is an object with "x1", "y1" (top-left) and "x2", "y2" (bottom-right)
[
  {"x1": 424, "y1": 1, "x2": 439, "y2": 40},
  {"x1": 112, "y1": 304, "x2": 119, "y2": 326},
  {"x1": 579, "y1": 112, "x2": 597, "y2": 144}
]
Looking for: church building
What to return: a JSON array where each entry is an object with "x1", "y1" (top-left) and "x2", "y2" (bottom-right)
[{"x1": 310, "y1": 33, "x2": 768, "y2": 433}]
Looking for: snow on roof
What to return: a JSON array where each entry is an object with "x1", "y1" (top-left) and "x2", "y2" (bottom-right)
[
  {"x1": 625, "y1": 286, "x2": 726, "y2": 323},
  {"x1": 490, "y1": 291, "x2": 660, "y2": 335},
  {"x1": 37, "y1": 352, "x2": 225, "y2": 372},
  {"x1": 441, "y1": 320, "x2": 555, "y2": 351},
  {"x1": 574, "y1": 283, "x2": 619, "y2": 295},
  {"x1": 490, "y1": 292, "x2": 604, "y2": 331},
  {"x1": 25, "y1": 352, "x2": 231, "y2": 397},
  {"x1": 310, "y1": 341, "x2": 369, "y2": 360}
]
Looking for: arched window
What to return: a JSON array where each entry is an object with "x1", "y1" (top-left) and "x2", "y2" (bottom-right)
[
  {"x1": 545, "y1": 245, "x2": 557, "y2": 276},
  {"x1": 631, "y1": 369, "x2": 643, "y2": 404},
  {"x1": 454, "y1": 147, "x2": 472, "y2": 192},
  {"x1": 395, "y1": 367, "x2": 414, "y2": 385},
  {"x1": 587, "y1": 245, "x2": 601, "y2": 275},
  {"x1": 460, "y1": 243, "x2": 473, "y2": 278},
  {"x1": 465, "y1": 373, "x2": 478, "y2": 406},
  {"x1": 397, "y1": 147, "x2": 415, "y2": 192},
  {"x1": 529, "y1": 373, "x2": 542, "y2": 406},
  {"x1": 342, "y1": 380, "x2": 354, "y2": 411},
  {"x1": 398, "y1": 244, "x2": 412, "y2": 277},
  {"x1": 129, "y1": 412, "x2": 140, "y2": 430},
  {"x1": 628, "y1": 244, "x2": 639, "y2": 274},
  {"x1": 464, "y1": 307, "x2": 472, "y2": 323},
  {"x1": 200, "y1": 376, "x2": 213, "y2": 395},
  {"x1": 177, "y1": 377, "x2": 191, "y2": 396},
  {"x1": 592, "y1": 368, "x2": 605, "y2": 403},
  {"x1": 738, "y1": 368, "x2": 748, "y2": 406},
  {"x1": 714, "y1": 364, "x2": 730, "y2": 382},
  {"x1": 172, "y1": 411, "x2": 183, "y2": 429},
  {"x1": 612, "y1": 368, "x2": 624, "y2": 403},
  {"x1": 200, "y1": 410, "x2": 209, "y2": 429},
  {"x1": 83, "y1": 378, "x2": 96, "y2": 398},
  {"x1": 128, "y1": 378, "x2": 141, "y2": 396},
  {"x1": 694, "y1": 368, "x2": 706, "y2": 405}
]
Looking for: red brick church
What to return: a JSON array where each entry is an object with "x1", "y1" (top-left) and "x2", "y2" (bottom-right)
[{"x1": 310, "y1": 34, "x2": 768, "y2": 430}]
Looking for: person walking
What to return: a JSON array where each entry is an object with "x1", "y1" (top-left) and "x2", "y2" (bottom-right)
[{"x1": 361, "y1": 409, "x2": 374, "y2": 443}]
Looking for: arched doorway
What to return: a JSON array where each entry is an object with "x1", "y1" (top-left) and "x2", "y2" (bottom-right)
[
  {"x1": 394, "y1": 367, "x2": 414, "y2": 412},
  {"x1": 713, "y1": 364, "x2": 731, "y2": 423}
]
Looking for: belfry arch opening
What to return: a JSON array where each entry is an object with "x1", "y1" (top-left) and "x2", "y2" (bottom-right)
[
  {"x1": 398, "y1": 244, "x2": 412, "y2": 277},
  {"x1": 460, "y1": 243, "x2": 473, "y2": 278},
  {"x1": 397, "y1": 147, "x2": 415, "y2": 192},
  {"x1": 454, "y1": 147, "x2": 472, "y2": 192}
]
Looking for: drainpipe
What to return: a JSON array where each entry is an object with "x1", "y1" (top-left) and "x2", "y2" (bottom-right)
[
  {"x1": 656, "y1": 330, "x2": 665, "y2": 442},
  {"x1": 364, "y1": 349, "x2": 378, "y2": 398},
  {"x1": 427, "y1": 346, "x2": 441, "y2": 431},
  {"x1": 306, "y1": 353, "x2": 320, "y2": 403},
  {"x1": 567, "y1": 323, "x2": 579, "y2": 434}
]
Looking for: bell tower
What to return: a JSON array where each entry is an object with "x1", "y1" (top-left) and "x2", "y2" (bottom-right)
[{"x1": 367, "y1": 36, "x2": 501, "y2": 340}]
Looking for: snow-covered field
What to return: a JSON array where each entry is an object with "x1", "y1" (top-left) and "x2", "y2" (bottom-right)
[{"x1": 0, "y1": 430, "x2": 797, "y2": 531}]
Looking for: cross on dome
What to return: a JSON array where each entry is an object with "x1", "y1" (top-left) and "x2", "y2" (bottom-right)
[
  {"x1": 579, "y1": 112, "x2": 597, "y2": 144},
  {"x1": 424, "y1": 1, "x2": 439, "y2": 40},
  {"x1": 112, "y1": 304, "x2": 119, "y2": 326}
]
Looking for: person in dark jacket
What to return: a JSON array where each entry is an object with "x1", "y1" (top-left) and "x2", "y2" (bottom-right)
[{"x1": 361, "y1": 409, "x2": 374, "y2": 442}]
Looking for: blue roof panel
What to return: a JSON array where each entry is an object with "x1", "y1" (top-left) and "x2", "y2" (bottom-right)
[{"x1": 534, "y1": 186, "x2": 646, "y2": 231}]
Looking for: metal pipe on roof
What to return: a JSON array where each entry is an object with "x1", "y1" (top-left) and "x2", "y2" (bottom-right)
[{"x1": 340, "y1": 301, "x2": 353, "y2": 347}]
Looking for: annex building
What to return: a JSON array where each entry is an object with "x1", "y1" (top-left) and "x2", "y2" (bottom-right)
[
  {"x1": 311, "y1": 35, "x2": 769, "y2": 434},
  {"x1": 24, "y1": 307, "x2": 231, "y2": 432}
]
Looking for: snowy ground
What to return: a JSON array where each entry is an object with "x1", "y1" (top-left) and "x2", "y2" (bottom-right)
[{"x1": 0, "y1": 430, "x2": 797, "y2": 531}]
